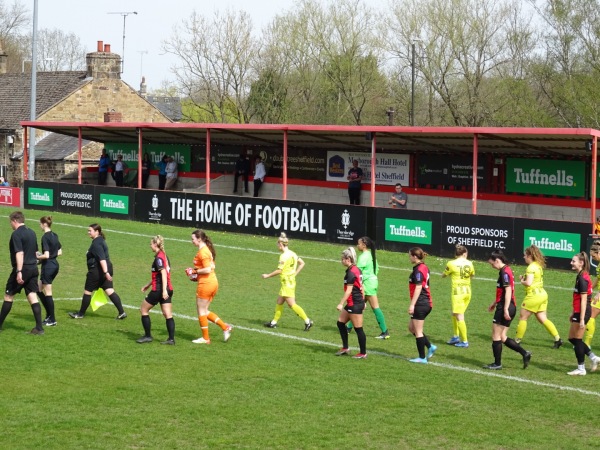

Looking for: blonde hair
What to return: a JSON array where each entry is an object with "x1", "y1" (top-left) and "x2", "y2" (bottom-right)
[
  {"x1": 151, "y1": 235, "x2": 165, "y2": 252},
  {"x1": 277, "y1": 232, "x2": 289, "y2": 246},
  {"x1": 342, "y1": 247, "x2": 357, "y2": 264}
]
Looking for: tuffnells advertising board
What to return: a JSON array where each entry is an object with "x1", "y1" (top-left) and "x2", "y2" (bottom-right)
[
  {"x1": 94, "y1": 186, "x2": 135, "y2": 220},
  {"x1": 134, "y1": 189, "x2": 368, "y2": 244},
  {"x1": 505, "y1": 158, "x2": 586, "y2": 197},
  {"x1": 375, "y1": 208, "x2": 442, "y2": 254},
  {"x1": 24, "y1": 181, "x2": 56, "y2": 210}
]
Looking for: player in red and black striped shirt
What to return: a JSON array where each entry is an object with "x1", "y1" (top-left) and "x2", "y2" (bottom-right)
[
  {"x1": 483, "y1": 250, "x2": 531, "y2": 370},
  {"x1": 336, "y1": 247, "x2": 367, "y2": 358},
  {"x1": 136, "y1": 235, "x2": 175, "y2": 345},
  {"x1": 407, "y1": 247, "x2": 436, "y2": 363},
  {"x1": 567, "y1": 252, "x2": 600, "y2": 375}
]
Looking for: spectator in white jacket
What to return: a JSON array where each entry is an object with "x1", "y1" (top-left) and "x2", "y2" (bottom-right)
[{"x1": 165, "y1": 156, "x2": 178, "y2": 190}]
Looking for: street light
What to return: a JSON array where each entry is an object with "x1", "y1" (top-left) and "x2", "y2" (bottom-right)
[
  {"x1": 410, "y1": 38, "x2": 422, "y2": 127},
  {"x1": 108, "y1": 11, "x2": 138, "y2": 74}
]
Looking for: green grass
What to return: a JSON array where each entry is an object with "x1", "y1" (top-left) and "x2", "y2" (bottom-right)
[{"x1": 0, "y1": 206, "x2": 598, "y2": 449}]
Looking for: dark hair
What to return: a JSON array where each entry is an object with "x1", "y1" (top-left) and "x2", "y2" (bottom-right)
[
  {"x1": 409, "y1": 247, "x2": 428, "y2": 260},
  {"x1": 395, "y1": 183, "x2": 403, "y2": 188},
  {"x1": 40, "y1": 215, "x2": 53, "y2": 227},
  {"x1": 489, "y1": 249, "x2": 508, "y2": 264},
  {"x1": 192, "y1": 229, "x2": 216, "y2": 260},
  {"x1": 359, "y1": 236, "x2": 377, "y2": 273},
  {"x1": 454, "y1": 245, "x2": 468, "y2": 257},
  {"x1": 9, "y1": 211, "x2": 24, "y2": 224},
  {"x1": 89, "y1": 223, "x2": 105, "y2": 239}
]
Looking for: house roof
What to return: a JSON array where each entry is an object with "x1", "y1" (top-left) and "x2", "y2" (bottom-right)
[
  {"x1": 18, "y1": 121, "x2": 600, "y2": 158},
  {"x1": 33, "y1": 132, "x2": 92, "y2": 161},
  {"x1": 146, "y1": 95, "x2": 182, "y2": 122},
  {"x1": 0, "y1": 71, "x2": 89, "y2": 130}
]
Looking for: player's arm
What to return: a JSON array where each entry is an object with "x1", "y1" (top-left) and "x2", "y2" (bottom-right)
[
  {"x1": 262, "y1": 268, "x2": 282, "y2": 279},
  {"x1": 337, "y1": 284, "x2": 353, "y2": 310},
  {"x1": 503, "y1": 285, "x2": 512, "y2": 320},
  {"x1": 295, "y1": 257, "x2": 305, "y2": 276},
  {"x1": 520, "y1": 272, "x2": 533, "y2": 286}
]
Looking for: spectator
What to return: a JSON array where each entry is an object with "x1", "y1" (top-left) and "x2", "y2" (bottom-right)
[
  {"x1": 347, "y1": 160, "x2": 363, "y2": 205},
  {"x1": 389, "y1": 183, "x2": 407, "y2": 208},
  {"x1": 594, "y1": 217, "x2": 600, "y2": 235},
  {"x1": 114, "y1": 155, "x2": 127, "y2": 187},
  {"x1": 233, "y1": 153, "x2": 250, "y2": 194},
  {"x1": 253, "y1": 156, "x2": 266, "y2": 197},
  {"x1": 98, "y1": 150, "x2": 111, "y2": 185},
  {"x1": 141, "y1": 153, "x2": 151, "y2": 189},
  {"x1": 157, "y1": 155, "x2": 168, "y2": 190},
  {"x1": 165, "y1": 156, "x2": 178, "y2": 190},
  {"x1": 0, "y1": 176, "x2": 9, "y2": 186}
]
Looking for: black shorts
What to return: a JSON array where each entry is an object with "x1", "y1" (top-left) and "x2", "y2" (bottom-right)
[
  {"x1": 84, "y1": 268, "x2": 113, "y2": 292},
  {"x1": 571, "y1": 308, "x2": 592, "y2": 324},
  {"x1": 40, "y1": 260, "x2": 59, "y2": 285},
  {"x1": 493, "y1": 302, "x2": 517, "y2": 327},
  {"x1": 5, "y1": 265, "x2": 39, "y2": 296},
  {"x1": 410, "y1": 303, "x2": 432, "y2": 321},
  {"x1": 344, "y1": 302, "x2": 365, "y2": 315},
  {"x1": 145, "y1": 290, "x2": 173, "y2": 306}
]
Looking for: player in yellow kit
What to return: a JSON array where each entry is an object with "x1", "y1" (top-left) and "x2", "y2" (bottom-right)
[
  {"x1": 442, "y1": 245, "x2": 474, "y2": 348},
  {"x1": 262, "y1": 233, "x2": 313, "y2": 331},
  {"x1": 515, "y1": 245, "x2": 562, "y2": 348}
]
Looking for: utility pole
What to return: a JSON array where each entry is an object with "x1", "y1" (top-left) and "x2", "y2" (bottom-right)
[{"x1": 108, "y1": 11, "x2": 138, "y2": 73}]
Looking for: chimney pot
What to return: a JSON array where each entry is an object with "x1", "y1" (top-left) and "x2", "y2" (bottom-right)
[
  {"x1": 104, "y1": 44, "x2": 111, "y2": 53},
  {"x1": 97, "y1": 41, "x2": 103, "y2": 52}
]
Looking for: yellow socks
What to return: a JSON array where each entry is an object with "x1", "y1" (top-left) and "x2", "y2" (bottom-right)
[
  {"x1": 457, "y1": 320, "x2": 468, "y2": 343},
  {"x1": 291, "y1": 303, "x2": 308, "y2": 322},
  {"x1": 543, "y1": 319, "x2": 560, "y2": 339},
  {"x1": 585, "y1": 317, "x2": 596, "y2": 347},
  {"x1": 516, "y1": 320, "x2": 527, "y2": 341}
]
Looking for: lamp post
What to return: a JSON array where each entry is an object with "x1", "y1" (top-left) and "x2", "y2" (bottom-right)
[
  {"x1": 410, "y1": 39, "x2": 421, "y2": 127},
  {"x1": 108, "y1": 11, "x2": 138, "y2": 73},
  {"x1": 29, "y1": 0, "x2": 38, "y2": 180}
]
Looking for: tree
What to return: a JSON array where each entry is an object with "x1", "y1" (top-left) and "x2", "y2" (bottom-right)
[
  {"x1": 163, "y1": 9, "x2": 258, "y2": 123},
  {"x1": 0, "y1": 0, "x2": 29, "y2": 72},
  {"x1": 384, "y1": 0, "x2": 537, "y2": 126}
]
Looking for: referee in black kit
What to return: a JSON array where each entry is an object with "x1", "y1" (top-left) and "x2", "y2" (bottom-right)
[{"x1": 0, "y1": 211, "x2": 44, "y2": 334}]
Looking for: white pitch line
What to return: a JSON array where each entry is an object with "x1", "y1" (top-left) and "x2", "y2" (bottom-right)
[
  {"x1": 29, "y1": 218, "x2": 574, "y2": 291},
  {"x1": 116, "y1": 302, "x2": 599, "y2": 398}
]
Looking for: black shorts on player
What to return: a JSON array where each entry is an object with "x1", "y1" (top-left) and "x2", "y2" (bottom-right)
[
  {"x1": 410, "y1": 303, "x2": 432, "y2": 321},
  {"x1": 145, "y1": 290, "x2": 173, "y2": 306}
]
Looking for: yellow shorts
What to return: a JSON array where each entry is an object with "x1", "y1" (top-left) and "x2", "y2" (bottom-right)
[
  {"x1": 591, "y1": 298, "x2": 600, "y2": 311},
  {"x1": 451, "y1": 288, "x2": 471, "y2": 314},
  {"x1": 279, "y1": 279, "x2": 296, "y2": 298},
  {"x1": 521, "y1": 290, "x2": 548, "y2": 313}
]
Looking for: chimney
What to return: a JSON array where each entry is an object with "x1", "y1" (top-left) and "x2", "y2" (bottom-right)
[
  {"x1": 86, "y1": 40, "x2": 121, "y2": 79},
  {"x1": 0, "y1": 40, "x2": 7, "y2": 75},
  {"x1": 104, "y1": 110, "x2": 123, "y2": 122},
  {"x1": 139, "y1": 76, "x2": 147, "y2": 98}
]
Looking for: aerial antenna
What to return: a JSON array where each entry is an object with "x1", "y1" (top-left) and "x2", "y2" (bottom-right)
[{"x1": 107, "y1": 11, "x2": 138, "y2": 74}]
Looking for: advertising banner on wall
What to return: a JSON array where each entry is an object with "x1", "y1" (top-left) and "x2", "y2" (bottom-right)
[
  {"x1": 375, "y1": 208, "x2": 442, "y2": 253},
  {"x1": 440, "y1": 213, "x2": 514, "y2": 262},
  {"x1": 93, "y1": 186, "x2": 134, "y2": 220},
  {"x1": 105, "y1": 143, "x2": 192, "y2": 172},
  {"x1": 133, "y1": 191, "x2": 368, "y2": 244},
  {"x1": 514, "y1": 218, "x2": 589, "y2": 270},
  {"x1": 269, "y1": 148, "x2": 327, "y2": 180},
  {"x1": 56, "y1": 183, "x2": 95, "y2": 215},
  {"x1": 326, "y1": 151, "x2": 410, "y2": 186},
  {"x1": 24, "y1": 181, "x2": 56, "y2": 210},
  {"x1": 0, "y1": 186, "x2": 20, "y2": 207},
  {"x1": 505, "y1": 158, "x2": 586, "y2": 197},
  {"x1": 416, "y1": 154, "x2": 487, "y2": 187}
]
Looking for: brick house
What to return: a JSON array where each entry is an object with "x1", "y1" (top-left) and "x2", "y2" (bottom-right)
[{"x1": 0, "y1": 41, "x2": 172, "y2": 186}]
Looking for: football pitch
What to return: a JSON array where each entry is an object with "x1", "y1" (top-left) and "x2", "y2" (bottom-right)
[{"x1": 0, "y1": 206, "x2": 598, "y2": 449}]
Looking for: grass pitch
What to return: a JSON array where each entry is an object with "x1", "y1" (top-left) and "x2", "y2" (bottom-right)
[{"x1": 0, "y1": 206, "x2": 598, "y2": 449}]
